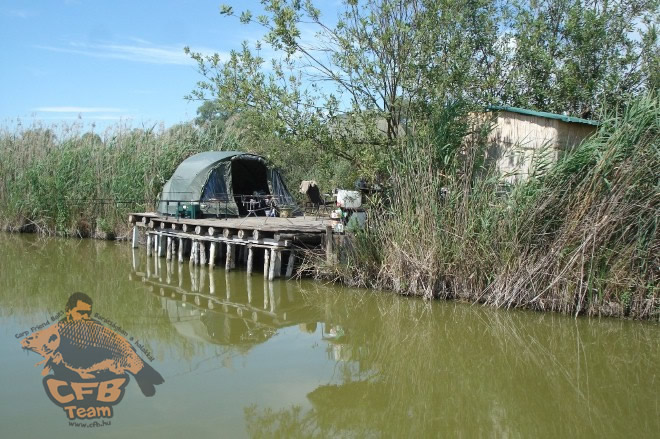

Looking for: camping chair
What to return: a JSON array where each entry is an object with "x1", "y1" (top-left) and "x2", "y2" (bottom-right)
[{"x1": 300, "y1": 181, "x2": 333, "y2": 218}]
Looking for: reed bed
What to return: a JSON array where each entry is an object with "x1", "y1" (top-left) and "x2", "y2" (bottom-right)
[
  {"x1": 0, "y1": 121, "x2": 229, "y2": 238},
  {"x1": 320, "y1": 94, "x2": 659, "y2": 319}
]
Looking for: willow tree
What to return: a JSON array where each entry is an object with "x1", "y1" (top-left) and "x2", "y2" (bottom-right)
[
  {"x1": 504, "y1": 0, "x2": 659, "y2": 118},
  {"x1": 185, "y1": 0, "x2": 505, "y2": 180}
]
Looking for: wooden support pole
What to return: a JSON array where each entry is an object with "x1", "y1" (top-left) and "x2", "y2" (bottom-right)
[
  {"x1": 158, "y1": 235, "x2": 166, "y2": 258},
  {"x1": 209, "y1": 269, "x2": 215, "y2": 295},
  {"x1": 189, "y1": 240, "x2": 195, "y2": 266},
  {"x1": 237, "y1": 246, "x2": 244, "y2": 266},
  {"x1": 178, "y1": 238, "x2": 184, "y2": 263},
  {"x1": 193, "y1": 241, "x2": 200, "y2": 266},
  {"x1": 253, "y1": 230, "x2": 261, "y2": 240},
  {"x1": 209, "y1": 242, "x2": 217, "y2": 268},
  {"x1": 146, "y1": 234, "x2": 152, "y2": 256},
  {"x1": 246, "y1": 246, "x2": 254, "y2": 274},
  {"x1": 225, "y1": 244, "x2": 234, "y2": 271},
  {"x1": 132, "y1": 226, "x2": 139, "y2": 248},
  {"x1": 286, "y1": 251, "x2": 296, "y2": 277},
  {"x1": 325, "y1": 225, "x2": 334, "y2": 264},
  {"x1": 263, "y1": 248, "x2": 270, "y2": 277},
  {"x1": 268, "y1": 249, "x2": 281, "y2": 281},
  {"x1": 153, "y1": 233, "x2": 158, "y2": 255},
  {"x1": 166, "y1": 237, "x2": 172, "y2": 260},
  {"x1": 199, "y1": 241, "x2": 207, "y2": 265}
]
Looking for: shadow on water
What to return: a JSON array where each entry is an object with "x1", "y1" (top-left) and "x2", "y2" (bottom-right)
[{"x1": 1, "y1": 234, "x2": 658, "y2": 438}]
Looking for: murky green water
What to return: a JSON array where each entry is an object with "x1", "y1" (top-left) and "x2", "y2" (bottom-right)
[{"x1": 0, "y1": 234, "x2": 658, "y2": 438}]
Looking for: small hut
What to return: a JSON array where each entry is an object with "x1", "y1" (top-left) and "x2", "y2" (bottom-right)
[
  {"x1": 484, "y1": 106, "x2": 599, "y2": 182},
  {"x1": 157, "y1": 151, "x2": 298, "y2": 217}
]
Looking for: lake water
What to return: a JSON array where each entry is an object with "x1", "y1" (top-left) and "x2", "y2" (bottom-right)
[{"x1": 0, "y1": 234, "x2": 658, "y2": 438}]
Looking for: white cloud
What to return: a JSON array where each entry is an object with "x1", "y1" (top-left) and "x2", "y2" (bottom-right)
[
  {"x1": 3, "y1": 9, "x2": 33, "y2": 18},
  {"x1": 33, "y1": 106, "x2": 126, "y2": 113},
  {"x1": 36, "y1": 40, "x2": 227, "y2": 66}
]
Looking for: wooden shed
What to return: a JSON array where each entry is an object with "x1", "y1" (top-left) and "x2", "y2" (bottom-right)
[{"x1": 483, "y1": 106, "x2": 598, "y2": 183}]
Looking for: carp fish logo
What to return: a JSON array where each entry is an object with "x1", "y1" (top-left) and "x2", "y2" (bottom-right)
[{"x1": 20, "y1": 292, "x2": 164, "y2": 422}]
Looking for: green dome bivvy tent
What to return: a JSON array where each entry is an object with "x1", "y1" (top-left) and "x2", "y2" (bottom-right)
[{"x1": 157, "y1": 151, "x2": 299, "y2": 217}]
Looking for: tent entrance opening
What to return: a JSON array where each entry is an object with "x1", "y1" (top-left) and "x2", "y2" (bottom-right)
[{"x1": 231, "y1": 158, "x2": 270, "y2": 216}]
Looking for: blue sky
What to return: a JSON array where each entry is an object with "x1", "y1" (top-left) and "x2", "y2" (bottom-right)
[{"x1": 0, "y1": 0, "x2": 340, "y2": 132}]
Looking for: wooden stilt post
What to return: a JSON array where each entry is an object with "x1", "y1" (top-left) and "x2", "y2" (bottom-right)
[
  {"x1": 153, "y1": 233, "x2": 159, "y2": 255},
  {"x1": 286, "y1": 251, "x2": 296, "y2": 278},
  {"x1": 247, "y1": 246, "x2": 254, "y2": 274},
  {"x1": 209, "y1": 269, "x2": 215, "y2": 295},
  {"x1": 263, "y1": 248, "x2": 270, "y2": 277},
  {"x1": 190, "y1": 241, "x2": 195, "y2": 265},
  {"x1": 146, "y1": 234, "x2": 152, "y2": 257},
  {"x1": 219, "y1": 242, "x2": 225, "y2": 264},
  {"x1": 159, "y1": 235, "x2": 166, "y2": 258},
  {"x1": 199, "y1": 241, "x2": 207, "y2": 265},
  {"x1": 209, "y1": 242, "x2": 217, "y2": 268},
  {"x1": 178, "y1": 263, "x2": 183, "y2": 288},
  {"x1": 178, "y1": 238, "x2": 184, "y2": 263},
  {"x1": 268, "y1": 249, "x2": 281, "y2": 281},
  {"x1": 225, "y1": 244, "x2": 234, "y2": 271},
  {"x1": 132, "y1": 226, "x2": 139, "y2": 249},
  {"x1": 237, "y1": 246, "x2": 244, "y2": 266},
  {"x1": 194, "y1": 241, "x2": 200, "y2": 265},
  {"x1": 325, "y1": 225, "x2": 334, "y2": 264},
  {"x1": 166, "y1": 237, "x2": 172, "y2": 260}
]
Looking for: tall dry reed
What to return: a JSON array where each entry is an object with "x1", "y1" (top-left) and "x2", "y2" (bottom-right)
[{"x1": 322, "y1": 95, "x2": 658, "y2": 319}]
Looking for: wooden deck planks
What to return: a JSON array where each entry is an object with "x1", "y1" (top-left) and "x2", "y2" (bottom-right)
[{"x1": 129, "y1": 212, "x2": 329, "y2": 234}]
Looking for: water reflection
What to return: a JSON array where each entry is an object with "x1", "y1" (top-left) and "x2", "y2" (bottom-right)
[
  {"x1": 131, "y1": 253, "x2": 322, "y2": 353},
  {"x1": 0, "y1": 234, "x2": 658, "y2": 438}
]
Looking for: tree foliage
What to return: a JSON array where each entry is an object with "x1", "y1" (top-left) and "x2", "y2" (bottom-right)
[{"x1": 186, "y1": 0, "x2": 658, "y2": 180}]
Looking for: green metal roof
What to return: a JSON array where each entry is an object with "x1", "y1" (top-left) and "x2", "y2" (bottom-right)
[{"x1": 487, "y1": 105, "x2": 600, "y2": 126}]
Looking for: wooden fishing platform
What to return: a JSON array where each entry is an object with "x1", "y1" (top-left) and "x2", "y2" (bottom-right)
[{"x1": 129, "y1": 212, "x2": 335, "y2": 280}]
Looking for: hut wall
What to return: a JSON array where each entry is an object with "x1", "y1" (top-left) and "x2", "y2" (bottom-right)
[{"x1": 485, "y1": 111, "x2": 596, "y2": 183}]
